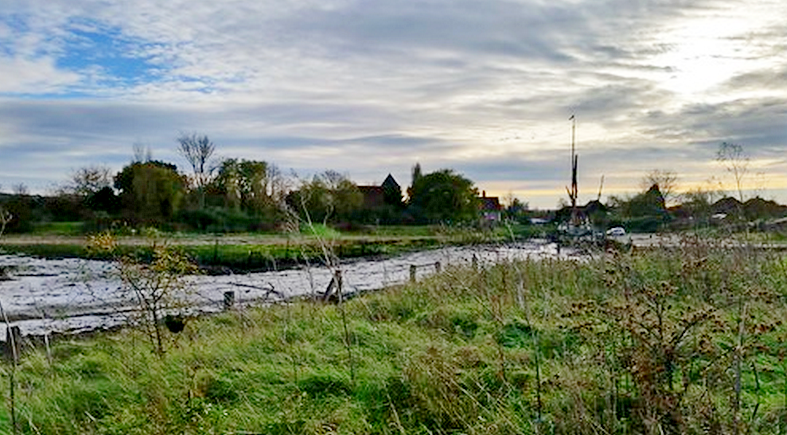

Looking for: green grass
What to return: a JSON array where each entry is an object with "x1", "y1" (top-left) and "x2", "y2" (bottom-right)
[
  {"x1": 7, "y1": 236, "x2": 787, "y2": 433},
  {"x1": 31, "y1": 221, "x2": 86, "y2": 236},
  {"x1": 0, "y1": 224, "x2": 521, "y2": 271},
  {"x1": 299, "y1": 222, "x2": 343, "y2": 238},
  {"x1": 0, "y1": 237, "x2": 441, "y2": 272}
]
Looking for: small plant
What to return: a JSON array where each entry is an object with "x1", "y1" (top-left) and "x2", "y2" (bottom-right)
[
  {"x1": 119, "y1": 244, "x2": 197, "y2": 356},
  {"x1": 87, "y1": 232, "x2": 197, "y2": 356}
]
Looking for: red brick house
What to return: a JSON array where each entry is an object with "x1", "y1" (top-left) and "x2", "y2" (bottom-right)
[{"x1": 479, "y1": 191, "x2": 502, "y2": 222}]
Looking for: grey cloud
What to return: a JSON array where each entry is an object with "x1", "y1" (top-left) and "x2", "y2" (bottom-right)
[
  {"x1": 454, "y1": 158, "x2": 566, "y2": 184},
  {"x1": 280, "y1": 1, "x2": 580, "y2": 62},
  {"x1": 723, "y1": 67, "x2": 787, "y2": 93},
  {"x1": 1, "y1": 0, "x2": 786, "y2": 208},
  {"x1": 635, "y1": 97, "x2": 787, "y2": 164}
]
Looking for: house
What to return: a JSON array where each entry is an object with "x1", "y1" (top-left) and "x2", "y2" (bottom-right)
[
  {"x1": 358, "y1": 185, "x2": 385, "y2": 209},
  {"x1": 358, "y1": 174, "x2": 402, "y2": 209},
  {"x1": 478, "y1": 191, "x2": 502, "y2": 222}
]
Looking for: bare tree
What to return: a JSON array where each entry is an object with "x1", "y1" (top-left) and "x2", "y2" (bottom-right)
[
  {"x1": 132, "y1": 142, "x2": 152, "y2": 163},
  {"x1": 640, "y1": 169, "x2": 678, "y2": 206},
  {"x1": 177, "y1": 132, "x2": 216, "y2": 208},
  {"x1": 11, "y1": 184, "x2": 28, "y2": 196},
  {"x1": 66, "y1": 165, "x2": 112, "y2": 197},
  {"x1": 266, "y1": 163, "x2": 291, "y2": 203},
  {"x1": 716, "y1": 142, "x2": 749, "y2": 203}
]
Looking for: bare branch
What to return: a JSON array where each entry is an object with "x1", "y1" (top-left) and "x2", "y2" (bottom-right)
[
  {"x1": 177, "y1": 132, "x2": 216, "y2": 182},
  {"x1": 177, "y1": 132, "x2": 216, "y2": 209},
  {"x1": 66, "y1": 165, "x2": 112, "y2": 197},
  {"x1": 717, "y1": 142, "x2": 750, "y2": 203},
  {"x1": 641, "y1": 169, "x2": 679, "y2": 206}
]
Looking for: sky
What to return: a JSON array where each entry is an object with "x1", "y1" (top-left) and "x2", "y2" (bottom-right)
[{"x1": 1, "y1": 0, "x2": 786, "y2": 209}]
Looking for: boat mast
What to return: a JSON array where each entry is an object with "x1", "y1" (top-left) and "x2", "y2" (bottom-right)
[{"x1": 569, "y1": 114, "x2": 578, "y2": 226}]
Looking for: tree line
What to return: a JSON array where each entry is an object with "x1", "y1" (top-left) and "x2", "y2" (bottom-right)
[{"x1": 0, "y1": 134, "x2": 484, "y2": 234}]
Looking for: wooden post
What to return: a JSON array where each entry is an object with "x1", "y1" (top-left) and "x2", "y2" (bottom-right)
[
  {"x1": 410, "y1": 265, "x2": 417, "y2": 283},
  {"x1": 322, "y1": 270, "x2": 344, "y2": 302},
  {"x1": 335, "y1": 270, "x2": 343, "y2": 302},
  {"x1": 223, "y1": 291, "x2": 235, "y2": 311},
  {"x1": 435, "y1": 261, "x2": 441, "y2": 273}
]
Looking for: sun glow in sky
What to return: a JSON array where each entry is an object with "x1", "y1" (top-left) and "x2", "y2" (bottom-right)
[{"x1": 0, "y1": 0, "x2": 785, "y2": 208}]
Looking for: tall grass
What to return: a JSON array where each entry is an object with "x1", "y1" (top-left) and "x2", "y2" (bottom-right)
[{"x1": 3, "y1": 236, "x2": 787, "y2": 433}]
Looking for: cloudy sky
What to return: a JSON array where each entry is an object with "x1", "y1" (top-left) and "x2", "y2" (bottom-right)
[{"x1": 1, "y1": 0, "x2": 785, "y2": 208}]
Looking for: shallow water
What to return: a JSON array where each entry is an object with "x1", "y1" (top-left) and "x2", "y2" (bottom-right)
[{"x1": 0, "y1": 240, "x2": 571, "y2": 339}]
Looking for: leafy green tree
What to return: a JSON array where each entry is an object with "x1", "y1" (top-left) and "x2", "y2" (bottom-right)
[
  {"x1": 382, "y1": 178, "x2": 403, "y2": 209},
  {"x1": 680, "y1": 183, "x2": 724, "y2": 226},
  {"x1": 2, "y1": 192, "x2": 35, "y2": 233},
  {"x1": 114, "y1": 161, "x2": 186, "y2": 224},
  {"x1": 211, "y1": 159, "x2": 288, "y2": 215},
  {"x1": 406, "y1": 162, "x2": 423, "y2": 201},
  {"x1": 407, "y1": 169, "x2": 479, "y2": 223},
  {"x1": 504, "y1": 195, "x2": 529, "y2": 222},
  {"x1": 288, "y1": 171, "x2": 362, "y2": 224},
  {"x1": 608, "y1": 184, "x2": 669, "y2": 232},
  {"x1": 629, "y1": 184, "x2": 666, "y2": 218},
  {"x1": 86, "y1": 186, "x2": 121, "y2": 214}
]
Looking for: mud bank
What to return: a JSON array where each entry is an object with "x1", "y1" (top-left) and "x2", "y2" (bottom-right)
[{"x1": 0, "y1": 241, "x2": 574, "y2": 340}]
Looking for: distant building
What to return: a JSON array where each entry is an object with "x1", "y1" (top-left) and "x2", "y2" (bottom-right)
[
  {"x1": 358, "y1": 185, "x2": 385, "y2": 209},
  {"x1": 358, "y1": 174, "x2": 401, "y2": 209},
  {"x1": 478, "y1": 190, "x2": 502, "y2": 222}
]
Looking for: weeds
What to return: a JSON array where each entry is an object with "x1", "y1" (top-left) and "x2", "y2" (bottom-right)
[
  {"x1": 4, "y1": 235, "x2": 787, "y2": 433},
  {"x1": 0, "y1": 207, "x2": 11, "y2": 238},
  {"x1": 88, "y1": 231, "x2": 198, "y2": 356}
]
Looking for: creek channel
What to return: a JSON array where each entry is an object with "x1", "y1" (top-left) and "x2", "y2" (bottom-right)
[{"x1": 0, "y1": 240, "x2": 573, "y2": 340}]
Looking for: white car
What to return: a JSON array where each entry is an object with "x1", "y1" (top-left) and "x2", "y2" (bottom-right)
[{"x1": 606, "y1": 227, "x2": 626, "y2": 237}]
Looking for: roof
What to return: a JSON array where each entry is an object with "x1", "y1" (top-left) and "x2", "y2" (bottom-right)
[
  {"x1": 479, "y1": 196, "x2": 502, "y2": 211},
  {"x1": 381, "y1": 174, "x2": 400, "y2": 190}
]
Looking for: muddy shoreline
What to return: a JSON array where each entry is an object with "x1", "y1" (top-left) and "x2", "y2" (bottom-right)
[{"x1": 0, "y1": 240, "x2": 571, "y2": 340}]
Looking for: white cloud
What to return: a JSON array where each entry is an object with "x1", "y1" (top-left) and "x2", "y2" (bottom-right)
[{"x1": 0, "y1": 56, "x2": 82, "y2": 93}]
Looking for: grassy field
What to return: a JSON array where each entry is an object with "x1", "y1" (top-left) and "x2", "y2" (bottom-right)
[
  {"x1": 0, "y1": 223, "x2": 547, "y2": 272},
  {"x1": 2, "y1": 236, "x2": 787, "y2": 434}
]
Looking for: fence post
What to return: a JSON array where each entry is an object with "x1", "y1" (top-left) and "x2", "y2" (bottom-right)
[
  {"x1": 472, "y1": 254, "x2": 478, "y2": 271},
  {"x1": 335, "y1": 270, "x2": 343, "y2": 302},
  {"x1": 435, "y1": 261, "x2": 441, "y2": 273},
  {"x1": 410, "y1": 265, "x2": 417, "y2": 283},
  {"x1": 223, "y1": 291, "x2": 235, "y2": 311}
]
